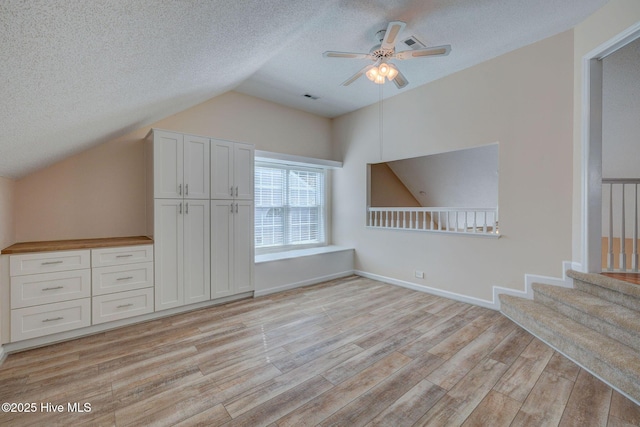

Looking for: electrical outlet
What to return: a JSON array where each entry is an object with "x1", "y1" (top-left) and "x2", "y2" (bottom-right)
[{"x1": 414, "y1": 270, "x2": 424, "y2": 279}]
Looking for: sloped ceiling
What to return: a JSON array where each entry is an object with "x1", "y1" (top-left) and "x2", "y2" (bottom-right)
[{"x1": 0, "y1": 0, "x2": 607, "y2": 179}]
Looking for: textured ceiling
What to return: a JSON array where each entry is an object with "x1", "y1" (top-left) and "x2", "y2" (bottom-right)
[{"x1": 0, "y1": 0, "x2": 607, "y2": 178}]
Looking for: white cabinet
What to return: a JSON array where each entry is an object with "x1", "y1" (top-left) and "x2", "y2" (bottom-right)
[
  {"x1": 92, "y1": 288, "x2": 154, "y2": 325},
  {"x1": 9, "y1": 250, "x2": 92, "y2": 341},
  {"x1": 11, "y1": 299, "x2": 91, "y2": 341},
  {"x1": 211, "y1": 200, "x2": 254, "y2": 298},
  {"x1": 7, "y1": 242, "x2": 155, "y2": 342},
  {"x1": 211, "y1": 140, "x2": 254, "y2": 200},
  {"x1": 150, "y1": 129, "x2": 210, "y2": 200},
  {"x1": 154, "y1": 199, "x2": 210, "y2": 311},
  {"x1": 91, "y1": 245, "x2": 154, "y2": 325}
]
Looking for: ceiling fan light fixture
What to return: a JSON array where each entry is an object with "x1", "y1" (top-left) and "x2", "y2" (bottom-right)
[
  {"x1": 374, "y1": 74, "x2": 385, "y2": 84},
  {"x1": 378, "y1": 62, "x2": 390, "y2": 77},
  {"x1": 386, "y1": 64, "x2": 398, "y2": 81},
  {"x1": 366, "y1": 66, "x2": 379, "y2": 81}
]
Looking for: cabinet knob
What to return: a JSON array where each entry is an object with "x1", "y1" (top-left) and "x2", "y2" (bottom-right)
[{"x1": 178, "y1": 184, "x2": 182, "y2": 196}]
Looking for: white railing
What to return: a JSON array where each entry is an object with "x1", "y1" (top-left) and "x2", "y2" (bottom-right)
[
  {"x1": 603, "y1": 178, "x2": 639, "y2": 272},
  {"x1": 367, "y1": 207, "x2": 499, "y2": 237}
]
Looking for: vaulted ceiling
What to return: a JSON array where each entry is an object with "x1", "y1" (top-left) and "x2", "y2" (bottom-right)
[{"x1": 0, "y1": 0, "x2": 607, "y2": 178}]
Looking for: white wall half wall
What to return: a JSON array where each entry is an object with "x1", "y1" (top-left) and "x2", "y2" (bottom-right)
[
  {"x1": 254, "y1": 247, "x2": 354, "y2": 296},
  {"x1": 332, "y1": 30, "x2": 574, "y2": 302}
]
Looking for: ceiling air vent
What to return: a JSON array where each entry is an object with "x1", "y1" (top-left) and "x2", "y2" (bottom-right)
[
  {"x1": 401, "y1": 36, "x2": 426, "y2": 50},
  {"x1": 302, "y1": 93, "x2": 320, "y2": 100}
]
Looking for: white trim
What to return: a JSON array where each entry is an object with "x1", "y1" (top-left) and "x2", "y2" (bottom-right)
[
  {"x1": 492, "y1": 261, "x2": 577, "y2": 310},
  {"x1": 255, "y1": 150, "x2": 342, "y2": 169},
  {"x1": 357, "y1": 260, "x2": 578, "y2": 311},
  {"x1": 581, "y1": 22, "x2": 640, "y2": 273},
  {"x1": 0, "y1": 345, "x2": 5, "y2": 365},
  {"x1": 253, "y1": 270, "x2": 354, "y2": 297},
  {"x1": 355, "y1": 270, "x2": 496, "y2": 310}
]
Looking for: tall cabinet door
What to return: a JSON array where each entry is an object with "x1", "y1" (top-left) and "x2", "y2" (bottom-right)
[
  {"x1": 184, "y1": 135, "x2": 210, "y2": 200},
  {"x1": 154, "y1": 131, "x2": 184, "y2": 199},
  {"x1": 183, "y1": 200, "x2": 210, "y2": 304},
  {"x1": 234, "y1": 143, "x2": 254, "y2": 200},
  {"x1": 211, "y1": 200, "x2": 233, "y2": 298},
  {"x1": 234, "y1": 201, "x2": 254, "y2": 293},
  {"x1": 211, "y1": 140, "x2": 234, "y2": 200},
  {"x1": 154, "y1": 199, "x2": 184, "y2": 310}
]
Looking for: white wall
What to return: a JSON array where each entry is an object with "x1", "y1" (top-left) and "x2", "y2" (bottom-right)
[
  {"x1": 602, "y1": 38, "x2": 640, "y2": 179},
  {"x1": 14, "y1": 91, "x2": 333, "y2": 242},
  {"x1": 255, "y1": 248, "x2": 354, "y2": 296},
  {"x1": 386, "y1": 144, "x2": 499, "y2": 208},
  {"x1": 332, "y1": 30, "x2": 574, "y2": 301},
  {"x1": 572, "y1": 0, "x2": 640, "y2": 264}
]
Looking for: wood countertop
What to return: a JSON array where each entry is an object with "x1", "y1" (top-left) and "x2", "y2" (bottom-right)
[{"x1": 1, "y1": 236, "x2": 153, "y2": 255}]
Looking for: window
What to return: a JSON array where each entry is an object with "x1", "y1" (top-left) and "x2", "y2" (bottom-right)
[{"x1": 255, "y1": 162, "x2": 326, "y2": 252}]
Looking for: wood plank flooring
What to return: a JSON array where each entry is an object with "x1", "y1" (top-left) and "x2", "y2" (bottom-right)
[
  {"x1": 601, "y1": 272, "x2": 640, "y2": 286},
  {"x1": 1, "y1": 275, "x2": 639, "y2": 426}
]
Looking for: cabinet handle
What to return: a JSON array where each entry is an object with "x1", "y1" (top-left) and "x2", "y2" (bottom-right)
[
  {"x1": 186, "y1": 203, "x2": 189, "y2": 214},
  {"x1": 41, "y1": 260, "x2": 63, "y2": 265},
  {"x1": 230, "y1": 186, "x2": 234, "y2": 196},
  {"x1": 116, "y1": 276, "x2": 134, "y2": 281},
  {"x1": 178, "y1": 184, "x2": 182, "y2": 196},
  {"x1": 230, "y1": 203, "x2": 233, "y2": 213},
  {"x1": 42, "y1": 317, "x2": 63, "y2": 323},
  {"x1": 235, "y1": 186, "x2": 239, "y2": 197},
  {"x1": 235, "y1": 203, "x2": 239, "y2": 214},
  {"x1": 42, "y1": 286, "x2": 64, "y2": 291},
  {"x1": 117, "y1": 303, "x2": 134, "y2": 309},
  {"x1": 179, "y1": 202, "x2": 182, "y2": 214},
  {"x1": 186, "y1": 184, "x2": 189, "y2": 195},
  {"x1": 116, "y1": 254, "x2": 133, "y2": 258}
]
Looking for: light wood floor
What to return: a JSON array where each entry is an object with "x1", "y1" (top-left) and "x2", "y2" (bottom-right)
[{"x1": 1, "y1": 276, "x2": 639, "y2": 426}]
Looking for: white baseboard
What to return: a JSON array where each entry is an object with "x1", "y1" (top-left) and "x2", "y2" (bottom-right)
[
  {"x1": 254, "y1": 270, "x2": 355, "y2": 297},
  {"x1": 354, "y1": 270, "x2": 496, "y2": 310},
  {"x1": 492, "y1": 260, "x2": 579, "y2": 310},
  {"x1": 356, "y1": 260, "x2": 580, "y2": 311},
  {"x1": 0, "y1": 345, "x2": 5, "y2": 365}
]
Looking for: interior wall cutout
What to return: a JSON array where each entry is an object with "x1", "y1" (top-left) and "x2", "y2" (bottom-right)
[{"x1": 368, "y1": 144, "x2": 499, "y2": 209}]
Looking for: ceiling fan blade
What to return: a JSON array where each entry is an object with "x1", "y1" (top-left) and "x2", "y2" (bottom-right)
[
  {"x1": 323, "y1": 51, "x2": 373, "y2": 59},
  {"x1": 381, "y1": 21, "x2": 406, "y2": 50},
  {"x1": 394, "y1": 45, "x2": 451, "y2": 60},
  {"x1": 341, "y1": 64, "x2": 374, "y2": 86},
  {"x1": 391, "y1": 69, "x2": 409, "y2": 89}
]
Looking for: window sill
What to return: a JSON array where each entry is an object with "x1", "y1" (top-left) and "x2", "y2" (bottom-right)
[{"x1": 255, "y1": 245, "x2": 354, "y2": 264}]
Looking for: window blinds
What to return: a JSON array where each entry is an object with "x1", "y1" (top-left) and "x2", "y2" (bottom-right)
[{"x1": 255, "y1": 163, "x2": 325, "y2": 249}]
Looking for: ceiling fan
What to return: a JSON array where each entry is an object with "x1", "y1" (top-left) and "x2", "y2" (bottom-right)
[{"x1": 323, "y1": 21, "x2": 451, "y2": 88}]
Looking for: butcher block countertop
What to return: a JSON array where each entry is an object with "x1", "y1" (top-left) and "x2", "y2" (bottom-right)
[{"x1": 1, "y1": 236, "x2": 153, "y2": 255}]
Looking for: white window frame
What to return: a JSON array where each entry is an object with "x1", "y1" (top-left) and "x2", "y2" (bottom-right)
[{"x1": 254, "y1": 160, "x2": 329, "y2": 255}]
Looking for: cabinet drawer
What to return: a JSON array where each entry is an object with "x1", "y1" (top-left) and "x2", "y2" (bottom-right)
[
  {"x1": 91, "y1": 245, "x2": 153, "y2": 267},
  {"x1": 92, "y1": 288, "x2": 154, "y2": 325},
  {"x1": 11, "y1": 299, "x2": 91, "y2": 342},
  {"x1": 10, "y1": 250, "x2": 90, "y2": 276},
  {"x1": 92, "y1": 262, "x2": 154, "y2": 296},
  {"x1": 11, "y1": 270, "x2": 91, "y2": 309}
]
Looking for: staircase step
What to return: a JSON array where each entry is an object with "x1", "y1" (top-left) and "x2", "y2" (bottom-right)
[
  {"x1": 567, "y1": 269, "x2": 640, "y2": 312},
  {"x1": 532, "y1": 283, "x2": 640, "y2": 352},
  {"x1": 500, "y1": 294, "x2": 640, "y2": 404}
]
